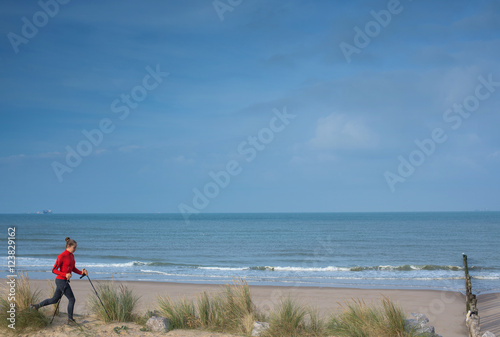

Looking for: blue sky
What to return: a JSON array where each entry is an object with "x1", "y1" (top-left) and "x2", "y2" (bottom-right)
[{"x1": 1, "y1": 0, "x2": 499, "y2": 213}]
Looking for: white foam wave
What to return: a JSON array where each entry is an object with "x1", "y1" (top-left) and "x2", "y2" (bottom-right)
[
  {"x1": 198, "y1": 267, "x2": 248, "y2": 271},
  {"x1": 84, "y1": 261, "x2": 151, "y2": 268},
  {"x1": 271, "y1": 266, "x2": 350, "y2": 272},
  {"x1": 140, "y1": 270, "x2": 231, "y2": 279},
  {"x1": 0, "y1": 257, "x2": 54, "y2": 267},
  {"x1": 140, "y1": 269, "x2": 175, "y2": 276},
  {"x1": 474, "y1": 276, "x2": 500, "y2": 280},
  {"x1": 0, "y1": 257, "x2": 154, "y2": 268}
]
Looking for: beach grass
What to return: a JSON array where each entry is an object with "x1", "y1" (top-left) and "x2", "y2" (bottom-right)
[
  {"x1": 327, "y1": 297, "x2": 425, "y2": 337},
  {"x1": 0, "y1": 274, "x2": 48, "y2": 334},
  {"x1": 307, "y1": 307, "x2": 329, "y2": 336},
  {"x1": 0, "y1": 277, "x2": 445, "y2": 336},
  {"x1": 261, "y1": 297, "x2": 328, "y2": 337},
  {"x1": 215, "y1": 279, "x2": 262, "y2": 333},
  {"x1": 87, "y1": 282, "x2": 140, "y2": 322},
  {"x1": 156, "y1": 281, "x2": 434, "y2": 337},
  {"x1": 157, "y1": 295, "x2": 199, "y2": 329},
  {"x1": 158, "y1": 278, "x2": 262, "y2": 334}
]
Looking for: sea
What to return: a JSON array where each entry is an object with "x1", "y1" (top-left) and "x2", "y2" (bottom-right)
[{"x1": 1, "y1": 212, "x2": 499, "y2": 294}]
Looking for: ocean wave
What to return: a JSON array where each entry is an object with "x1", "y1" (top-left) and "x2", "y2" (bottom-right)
[
  {"x1": 1, "y1": 258, "x2": 494, "y2": 276},
  {"x1": 84, "y1": 261, "x2": 151, "y2": 267},
  {"x1": 473, "y1": 276, "x2": 500, "y2": 280},
  {"x1": 82, "y1": 261, "x2": 196, "y2": 268},
  {"x1": 272, "y1": 266, "x2": 351, "y2": 272},
  {"x1": 0, "y1": 258, "x2": 199, "y2": 269},
  {"x1": 250, "y1": 266, "x2": 272, "y2": 271},
  {"x1": 0, "y1": 258, "x2": 167, "y2": 268},
  {"x1": 244, "y1": 265, "x2": 466, "y2": 272},
  {"x1": 199, "y1": 267, "x2": 248, "y2": 271},
  {"x1": 328, "y1": 276, "x2": 465, "y2": 281},
  {"x1": 140, "y1": 269, "x2": 179, "y2": 276},
  {"x1": 12, "y1": 260, "x2": 154, "y2": 268},
  {"x1": 199, "y1": 266, "x2": 351, "y2": 272},
  {"x1": 140, "y1": 270, "x2": 232, "y2": 279},
  {"x1": 138, "y1": 269, "x2": 466, "y2": 281},
  {"x1": 350, "y1": 265, "x2": 464, "y2": 272}
]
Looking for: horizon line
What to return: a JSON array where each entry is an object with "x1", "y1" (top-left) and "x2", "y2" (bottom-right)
[{"x1": 1, "y1": 210, "x2": 498, "y2": 215}]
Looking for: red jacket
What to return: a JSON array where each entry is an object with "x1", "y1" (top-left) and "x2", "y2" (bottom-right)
[{"x1": 52, "y1": 250, "x2": 82, "y2": 280}]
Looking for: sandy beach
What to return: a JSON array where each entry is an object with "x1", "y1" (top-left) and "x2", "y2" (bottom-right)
[{"x1": 7, "y1": 279, "x2": 492, "y2": 337}]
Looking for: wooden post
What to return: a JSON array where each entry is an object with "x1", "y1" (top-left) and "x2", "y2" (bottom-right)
[
  {"x1": 462, "y1": 254, "x2": 494, "y2": 337},
  {"x1": 463, "y1": 253, "x2": 470, "y2": 312}
]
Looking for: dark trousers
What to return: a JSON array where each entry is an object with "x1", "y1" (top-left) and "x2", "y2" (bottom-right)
[{"x1": 39, "y1": 278, "x2": 75, "y2": 319}]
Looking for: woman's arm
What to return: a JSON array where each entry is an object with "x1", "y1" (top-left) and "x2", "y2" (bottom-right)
[{"x1": 51, "y1": 256, "x2": 66, "y2": 277}]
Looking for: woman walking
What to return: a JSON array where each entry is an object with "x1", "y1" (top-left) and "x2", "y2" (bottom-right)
[{"x1": 31, "y1": 237, "x2": 87, "y2": 325}]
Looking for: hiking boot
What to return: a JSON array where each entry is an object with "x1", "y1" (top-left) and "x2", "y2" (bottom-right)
[
  {"x1": 67, "y1": 318, "x2": 78, "y2": 326},
  {"x1": 30, "y1": 304, "x2": 39, "y2": 311}
]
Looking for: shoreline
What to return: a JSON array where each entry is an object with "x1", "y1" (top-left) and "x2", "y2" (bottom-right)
[
  {"x1": 14, "y1": 270, "x2": 499, "y2": 294},
  {"x1": 22, "y1": 278, "x2": 500, "y2": 337}
]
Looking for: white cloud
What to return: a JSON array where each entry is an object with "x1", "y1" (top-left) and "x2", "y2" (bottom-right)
[{"x1": 309, "y1": 113, "x2": 379, "y2": 150}]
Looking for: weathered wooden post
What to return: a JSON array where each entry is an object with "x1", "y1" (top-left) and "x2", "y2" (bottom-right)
[
  {"x1": 463, "y1": 254, "x2": 496, "y2": 337},
  {"x1": 463, "y1": 253, "x2": 471, "y2": 312}
]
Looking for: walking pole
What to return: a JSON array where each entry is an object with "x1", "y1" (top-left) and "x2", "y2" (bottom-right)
[
  {"x1": 50, "y1": 280, "x2": 69, "y2": 324},
  {"x1": 80, "y1": 273, "x2": 111, "y2": 320}
]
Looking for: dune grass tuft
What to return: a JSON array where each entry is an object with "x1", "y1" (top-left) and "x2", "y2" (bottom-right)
[
  {"x1": 216, "y1": 279, "x2": 261, "y2": 333},
  {"x1": 157, "y1": 295, "x2": 199, "y2": 329},
  {"x1": 328, "y1": 297, "x2": 425, "y2": 337},
  {"x1": 261, "y1": 297, "x2": 327, "y2": 337},
  {"x1": 158, "y1": 278, "x2": 262, "y2": 334},
  {"x1": 87, "y1": 282, "x2": 139, "y2": 322},
  {"x1": 158, "y1": 281, "x2": 432, "y2": 337},
  {"x1": 307, "y1": 307, "x2": 329, "y2": 336},
  {"x1": 0, "y1": 274, "x2": 48, "y2": 334}
]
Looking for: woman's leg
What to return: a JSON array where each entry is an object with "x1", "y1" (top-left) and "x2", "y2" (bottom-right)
[
  {"x1": 63, "y1": 283, "x2": 76, "y2": 320},
  {"x1": 37, "y1": 279, "x2": 66, "y2": 308}
]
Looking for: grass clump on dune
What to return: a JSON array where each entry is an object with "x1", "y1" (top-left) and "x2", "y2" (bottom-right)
[
  {"x1": 261, "y1": 297, "x2": 327, "y2": 337},
  {"x1": 0, "y1": 274, "x2": 48, "y2": 334},
  {"x1": 157, "y1": 295, "x2": 199, "y2": 329},
  {"x1": 204, "y1": 279, "x2": 263, "y2": 334},
  {"x1": 87, "y1": 282, "x2": 140, "y2": 322},
  {"x1": 158, "y1": 278, "x2": 262, "y2": 335},
  {"x1": 328, "y1": 297, "x2": 426, "y2": 337},
  {"x1": 158, "y1": 281, "x2": 432, "y2": 337}
]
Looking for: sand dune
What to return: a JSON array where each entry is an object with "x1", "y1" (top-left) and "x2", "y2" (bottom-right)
[{"x1": 20, "y1": 279, "x2": 499, "y2": 336}]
